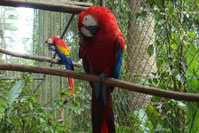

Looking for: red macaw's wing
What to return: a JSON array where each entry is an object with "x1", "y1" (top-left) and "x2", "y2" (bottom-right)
[
  {"x1": 55, "y1": 40, "x2": 74, "y2": 71},
  {"x1": 112, "y1": 35, "x2": 125, "y2": 79}
]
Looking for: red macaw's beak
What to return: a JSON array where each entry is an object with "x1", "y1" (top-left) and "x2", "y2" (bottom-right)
[
  {"x1": 80, "y1": 25, "x2": 99, "y2": 37},
  {"x1": 45, "y1": 38, "x2": 55, "y2": 51}
]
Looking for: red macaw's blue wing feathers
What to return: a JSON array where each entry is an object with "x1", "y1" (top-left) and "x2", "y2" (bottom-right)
[
  {"x1": 54, "y1": 45, "x2": 74, "y2": 71},
  {"x1": 112, "y1": 35, "x2": 125, "y2": 82}
]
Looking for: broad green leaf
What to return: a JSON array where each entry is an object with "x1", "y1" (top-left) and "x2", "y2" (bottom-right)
[
  {"x1": 0, "y1": 96, "x2": 7, "y2": 119},
  {"x1": 176, "y1": 74, "x2": 184, "y2": 83},
  {"x1": 134, "y1": 109, "x2": 151, "y2": 132},
  {"x1": 147, "y1": 44, "x2": 154, "y2": 57},
  {"x1": 168, "y1": 7, "x2": 175, "y2": 15},
  {"x1": 7, "y1": 80, "x2": 24, "y2": 105},
  {"x1": 0, "y1": 80, "x2": 23, "y2": 119},
  {"x1": 186, "y1": 103, "x2": 199, "y2": 133},
  {"x1": 146, "y1": 105, "x2": 159, "y2": 128}
]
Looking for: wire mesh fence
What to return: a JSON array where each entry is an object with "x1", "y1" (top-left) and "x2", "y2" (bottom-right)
[{"x1": 0, "y1": 0, "x2": 199, "y2": 132}]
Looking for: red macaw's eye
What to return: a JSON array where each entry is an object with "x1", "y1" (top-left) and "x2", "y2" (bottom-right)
[{"x1": 80, "y1": 15, "x2": 99, "y2": 37}]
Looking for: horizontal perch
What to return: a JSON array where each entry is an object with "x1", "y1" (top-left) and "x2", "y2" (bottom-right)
[
  {"x1": 0, "y1": 0, "x2": 92, "y2": 14},
  {"x1": 0, "y1": 77, "x2": 44, "y2": 80},
  {"x1": 0, "y1": 63, "x2": 199, "y2": 102},
  {"x1": 0, "y1": 48, "x2": 81, "y2": 67}
]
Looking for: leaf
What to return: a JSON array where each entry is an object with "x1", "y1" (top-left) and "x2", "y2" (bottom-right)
[
  {"x1": 151, "y1": 96, "x2": 161, "y2": 102},
  {"x1": 160, "y1": 27, "x2": 168, "y2": 39},
  {"x1": 134, "y1": 109, "x2": 150, "y2": 132},
  {"x1": 168, "y1": 7, "x2": 175, "y2": 15},
  {"x1": 7, "y1": 80, "x2": 24, "y2": 105},
  {"x1": 186, "y1": 103, "x2": 199, "y2": 133},
  {"x1": 176, "y1": 74, "x2": 184, "y2": 83},
  {"x1": 186, "y1": 44, "x2": 199, "y2": 92},
  {"x1": 135, "y1": 11, "x2": 147, "y2": 21},
  {"x1": 0, "y1": 96, "x2": 7, "y2": 119},
  {"x1": 146, "y1": 105, "x2": 159, "y2": 127},
  {"x1": 147, "y1": 44, "x2": 154, "y2": 57},
  {"x1": 0, "y1": 80, "x2": 23, "y2": 119}
]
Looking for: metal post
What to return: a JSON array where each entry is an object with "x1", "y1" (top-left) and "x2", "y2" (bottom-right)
[{"x1": 100, "y1": 0, "x2": 105, "y2": 6}]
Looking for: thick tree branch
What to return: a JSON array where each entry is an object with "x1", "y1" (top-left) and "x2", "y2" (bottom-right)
[
  {"x1": 0, "y1": 64, "x2": 199, "y2": 102},
  {"x1": 0, "y1": 48, "x2": 81, "y2": 67},
  {"x1": 0, "y1": 0, "x2": 92, "y2": 14}
]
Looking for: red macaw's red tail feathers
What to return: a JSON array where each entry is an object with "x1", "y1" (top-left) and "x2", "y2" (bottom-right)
[
  {"x1": 68, "y1": 77, "x2": 75, "y2": 101},
  {"x1": 92, "y1": 87, "x2": 115, "y2": 133}
]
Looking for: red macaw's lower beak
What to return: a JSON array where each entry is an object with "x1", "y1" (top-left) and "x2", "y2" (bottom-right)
[{"x1": 80, "y1": 26, "x2": 99, "y2": 37}]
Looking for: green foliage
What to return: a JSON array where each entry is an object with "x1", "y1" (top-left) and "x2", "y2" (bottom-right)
[
  {"x1": 186, "y1": 44, "x2": 199, "y2": 132},
  {"x1": 127, "y1": 0, "x2": 199, "y2": 132},
  {"x1": 0, "y1": 80, "x2": 24, "y2": 119},
  {"x1": 0, "y1": 74, "x2": 70, "y2": 132}
]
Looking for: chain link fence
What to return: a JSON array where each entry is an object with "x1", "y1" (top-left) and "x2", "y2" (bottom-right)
[{"x1": 0, "y1": 0, "x2": 199, "y2": 132}]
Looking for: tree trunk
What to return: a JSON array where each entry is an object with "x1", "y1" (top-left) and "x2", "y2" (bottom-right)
[{"x1": 127, "y1": 0, "x2": 157, "y2": 111}]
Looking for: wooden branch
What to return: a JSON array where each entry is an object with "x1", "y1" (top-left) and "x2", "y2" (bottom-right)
[
  {"x1": 55, "y1": 1, "x2": 93, "y2": 7},
  {"x1": 0, "y1": 77, "x2": 44, "y2": 80},
  {"x1": 0, "y1": 48, "x2": 81, "y2": 67},
  {"x1": 0, "y1": 64, "x2": 199, "y2": 102},
  {"x1": 0, "y1": 0, "x2": 92, "y2": 14}
]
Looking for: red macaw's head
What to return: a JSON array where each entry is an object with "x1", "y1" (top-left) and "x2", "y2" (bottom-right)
[
  {"x1": 45, "y1": 36, "x2": 62, "y2": 51},
  {"x1": 78, "y1": 6, "x2": 119, "y2": 37},
  {"x1": 45, "y1": 36, "x2": 60, "y2": 45}
]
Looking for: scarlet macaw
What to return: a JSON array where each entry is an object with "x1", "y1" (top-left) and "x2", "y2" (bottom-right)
[
  {"x1": 45, "y1": 36, "x2": 75, "y2": 98},
  {"x1": 78, "y1": 6, "x2": 125, "y2": 133}
]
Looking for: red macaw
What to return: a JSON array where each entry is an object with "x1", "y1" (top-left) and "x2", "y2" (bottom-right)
[
  {"x1": 45, "y1": 36, "x2": 75, "y2": 99},
  {"x1": 78, "y1": 6, "x2": 125, "y2": 133}
]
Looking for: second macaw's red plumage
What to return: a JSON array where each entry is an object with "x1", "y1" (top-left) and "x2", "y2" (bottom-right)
[
  {"x1": 78, "y1": 6, "x2": 125, "y2": 133},
  {"x1": 45, "y1": 37, "x2": 75, "y2": 99}
]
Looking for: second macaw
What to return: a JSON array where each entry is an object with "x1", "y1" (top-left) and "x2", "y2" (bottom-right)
[
  {"x1": 45, "y1": 36, "x2": 75, "y2": 98},
  {"x1": 78, "y1": 6, "x2": 125, "y2": 133}
]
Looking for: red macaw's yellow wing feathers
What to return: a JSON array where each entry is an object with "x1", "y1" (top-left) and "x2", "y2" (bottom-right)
[{"x1": 45, "y1": 36, "x2": 75, "y2": 101}]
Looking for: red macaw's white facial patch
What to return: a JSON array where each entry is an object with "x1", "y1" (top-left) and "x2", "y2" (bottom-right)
[
  {"x1": 81, "y1": 15, "x2": 98, "y2": 37},
  {"x1": 45, "y1": 38, "x2": 55, "y2": 51},
  {"x1": 47, "y1": 38, "x2": 53, "y2": 44}
]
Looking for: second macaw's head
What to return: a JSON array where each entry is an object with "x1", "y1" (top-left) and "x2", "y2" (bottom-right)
[
  {"x1": 45, "y1": 36, "x2": 60, "y2": 45},
  {"x1": 45, "y1": 36, "x2": 60, "y2": 51},
  {"x1": 78, "y1": 6, "x2": 118, "y2": 38}
]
